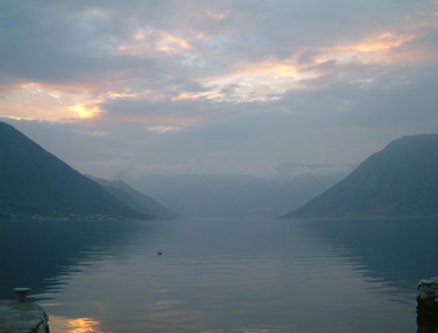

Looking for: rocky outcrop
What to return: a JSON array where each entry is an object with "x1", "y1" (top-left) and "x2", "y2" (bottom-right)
[
  {"x1": 0, "y1": 300, "x2": 49, "y2": 333},
  {"x1": 417, "y1": 276, "x2": 438, "y2": 328}
]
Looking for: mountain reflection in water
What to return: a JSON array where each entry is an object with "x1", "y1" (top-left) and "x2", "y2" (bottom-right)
[{"x1": 1, "y1": 218, "x2": 437, "y2": 332}]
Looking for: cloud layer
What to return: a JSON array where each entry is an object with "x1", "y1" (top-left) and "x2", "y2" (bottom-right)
[{"x1": 1, "y1": 0, "x2": 437, "y2": 177}]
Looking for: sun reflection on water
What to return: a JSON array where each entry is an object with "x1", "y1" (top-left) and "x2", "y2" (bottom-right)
[{"x1": 49, "y1": 316, "x2": 104, "y2": 333}]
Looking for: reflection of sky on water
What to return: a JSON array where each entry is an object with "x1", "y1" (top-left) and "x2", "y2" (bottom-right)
[
  {"x1": 298, "y1": 218, "x2": 438, "y2": 291},
  {"x1": 0, "y1": 220, "x2": 160, "y2": 299},
  {"x1": 32, "y1": 218, "x2": 419, "y2": 332},
  {"x1": 49, "y1": 316, "x2": 103, "y2": 333}
]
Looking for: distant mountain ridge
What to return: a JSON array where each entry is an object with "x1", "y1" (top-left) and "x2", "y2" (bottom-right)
[
  {"x1": 283, "y1": 134, "x2": 438, "y2": 219},
  {"x1": 125, "y1": 172, "x2": 345, "y2": 218},
  {"x1": 89, "y1": 176, "x2": 179, "y2": 219},
  {"x1": 0, "y1": 122, "x2": 146, "y2": 220}
]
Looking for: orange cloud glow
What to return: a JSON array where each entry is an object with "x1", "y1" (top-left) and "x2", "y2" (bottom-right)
[
  {"x1": 107, "y1": 91, "x2": 139, "y2": 99},
  {"x1": 238, "y1": 61, "x2": 303, "y2": 78},
  {"x1": 0, "y1": 82, "x2": 152, "y2": 123},
  {"x1": 148, "y1": 125, "x2": 183, "y2": 133},
  {"x1": 0, "y1": 82, "x2": 101, "y2": 122},
  {"x1": 314, "y1": 32, "x2": 415, "y2": 65},
  {"x1": 171, "y1": 91, "x2": 212, "y2": 102},
  {"x1": 69, "y1": 104, "x2": 102, "y2": 119},
  {"x1": 118, "y1": 29, "x2": 192, "y2": 56},
  {"x1": 171, "y1": 28, "x2": 423, "y2": 104},
  {"x1": 354, "y1": 32, "x2": 412, "y2": 52},
  {"x1": 2, "y1": 9, "x2": 433, "y2": 124},
  {"x1": 184, "y1": 60, "x2": 320, "y2": 103},
  {"x1": 205, "y1": 10, "x2": 227, "y2": 21}
]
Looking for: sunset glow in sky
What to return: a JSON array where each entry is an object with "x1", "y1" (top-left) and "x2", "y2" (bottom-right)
[{"x1": 1, "y1": 0, "x2": 437, "y2": 178}]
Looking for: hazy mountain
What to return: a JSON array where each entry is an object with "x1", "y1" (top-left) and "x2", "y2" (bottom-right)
[
  {"x1": 0, "y1": 122, "x2": 145, "y2": 220},
  {"x1": 124, "y1": 173, "x2": 345, "y2": 218},
  {"x1": 89, "y1": 176, "x2": 179, "y2": 219},
  {"x1": 283, "y1": 134, "x2": 438, "y2": 219}
]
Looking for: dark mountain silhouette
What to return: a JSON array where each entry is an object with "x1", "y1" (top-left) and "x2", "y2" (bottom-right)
[
  {"x1": 89, "y1": 176, "x2": 179, "y2": 219},
  {"x1": 283, "y1": 134, "x2": 438, "y2": 219},
  {"x1": 0, "y1": 122, "x2": 145, "y2": 219}
]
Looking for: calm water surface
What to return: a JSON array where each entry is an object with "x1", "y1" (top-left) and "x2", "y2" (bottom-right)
[{"x1": 2, "y1": 218, "x2": 438, "y2": 332}]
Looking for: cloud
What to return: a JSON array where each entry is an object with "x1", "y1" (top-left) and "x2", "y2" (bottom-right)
[
  {"x1": 147, "y1": 125, "x2": 183, "y2": 133},
  {"x1": 117, "y1": 28, "x2": 193, "y2": 57},
  {"x1": 0, "y1": 0, "x2": 437, "y2": 177}
]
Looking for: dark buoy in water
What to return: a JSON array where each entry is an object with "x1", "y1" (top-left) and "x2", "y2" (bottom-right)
[{"x1": 157, "y1": 251, "x2": 162, "y2": 255}]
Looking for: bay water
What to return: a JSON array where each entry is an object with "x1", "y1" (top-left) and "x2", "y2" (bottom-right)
[{"x1": 1, "y1": 218, "x2": 438, "y2": 332}]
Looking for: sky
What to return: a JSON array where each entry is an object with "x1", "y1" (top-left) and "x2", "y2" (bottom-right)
[{"x1": 0, "y1": 0, "x2": 437, "y2": 179}]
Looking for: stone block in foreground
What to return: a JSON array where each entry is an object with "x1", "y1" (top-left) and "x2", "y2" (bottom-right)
[
  {"x1": 0, "y1": 300, "x2": 49, "y2": 333},
  {"x1": 417, "y1": 276, "x2": 438, "y2": 325}
]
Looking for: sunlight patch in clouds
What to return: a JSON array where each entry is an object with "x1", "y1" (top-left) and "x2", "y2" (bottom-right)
[
  {"x1": 118, "y1": 29, "x2": 192, "y2": 57},
  {"x1": 315, "y1": 32, "x2": 415, "y2": 65},
  {"x1": 69, "y1": 104, "x2": 101, "y2": 119},
  {"x1": 0, "y1": 82, "x2": 160, "y2": 123},
  {"x1": 1, "y1": 2, "x2": 436, "y2": 126},
  {"x1": 354, "y1": 32, "x2": 412, "y2": 52},
  {"x1": 183, "y1": 60, "x2": 320, "y2": 103},
  {"x1": 180, "y1": 30, "x2": 422, "y2": 103},
  {"x1": 0, "y1": 82, "x2": 105, "y2": 122},
  {"x1": 205, "y1": 10, "x2": 227, "y2": 21},
  {"x1": 171, "y1": 91, "x2": 212, "y2": 102},
  {"x1": 107, "y1": 91, "x2": 138, "y2": 99},
  {"x1": 148, "y1": 125, "x2": 183, "y2": 133}
]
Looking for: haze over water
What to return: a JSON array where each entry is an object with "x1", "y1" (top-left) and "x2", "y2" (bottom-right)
[{"x1": 3, "y1": 217, "x2": 437, "y2": 332}]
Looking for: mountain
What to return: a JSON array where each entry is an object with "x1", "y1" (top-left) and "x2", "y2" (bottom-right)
[
  {"x1": 283, "y1": 134, "x2": 438, "y2": 219},
  {"x1": 89, "y1": 176, "x2": 179, "y2": 219},
  {"x1": 0, "y1": 122, "x2": 145, "y2": 220},
  {"x1": 123, "y1": 172, "x2": 345, "y2": 218}
]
